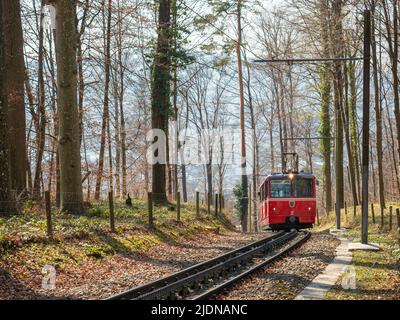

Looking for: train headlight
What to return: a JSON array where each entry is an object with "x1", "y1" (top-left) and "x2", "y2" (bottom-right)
[{"x1": 308, "y1": 207, "x2": 312, "y2": 212}]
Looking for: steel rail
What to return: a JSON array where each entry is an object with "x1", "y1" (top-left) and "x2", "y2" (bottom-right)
[
  {"x1": 107, "y1": 231, "x2": 285, "y2": 300},
  {"x1": 192, "y1": 231, "x2": 311, "y2": 300}
]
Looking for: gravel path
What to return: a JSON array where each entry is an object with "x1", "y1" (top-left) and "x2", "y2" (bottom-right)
[
  {"x1": 217, "y1": 231, "x2": 340, "y2": 300},
  {"x1": 0, "y1": 231, "x2": 267, "y2": 300}
]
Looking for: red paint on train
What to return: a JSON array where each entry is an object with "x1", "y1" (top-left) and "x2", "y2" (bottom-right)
[{"x1": 259, "y1": 173, "x2": 317, "y2": 230}]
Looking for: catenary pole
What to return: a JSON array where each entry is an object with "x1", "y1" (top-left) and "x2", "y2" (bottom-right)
[{"x1": 361, "y1": 10, "x2": 371, "y2": 244}]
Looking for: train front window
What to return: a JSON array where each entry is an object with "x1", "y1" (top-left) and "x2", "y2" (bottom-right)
[
  {"x1": 269, "y1": 178, "x2": 313, "y2": 198},
  {"x1": 293, "y1": 178, "x2": 313, "y2": 197},
  {"x1": 270, "y1": 180, "x2": 291, "y2": 198}
]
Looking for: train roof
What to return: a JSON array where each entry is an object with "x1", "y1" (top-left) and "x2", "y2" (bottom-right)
[
  {"x1": 268, "y1": 172, "x2": 315, "y2": 179},
  {"x1": 260, "y1": 172, "x2": 316, "y2": 187}
]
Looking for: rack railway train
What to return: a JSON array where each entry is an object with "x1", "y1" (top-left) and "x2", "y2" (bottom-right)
[{"x1": 259, "y1": 153, "x2": 317, "y2": 231}]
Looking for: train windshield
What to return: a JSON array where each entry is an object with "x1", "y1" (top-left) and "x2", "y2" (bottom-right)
[
  {"x1": 270, "y1": 178, "x2": 313, "y2": 198},
  {"x1": 270, "y1": 180, "x2": 291, "y2": 198}
]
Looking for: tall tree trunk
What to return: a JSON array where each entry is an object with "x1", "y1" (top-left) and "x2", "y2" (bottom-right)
[
  {"x1": 279, "y1": 75, "x2": 289, "y2": 152},
  {"x1": 348, "y1": 60, "x2": 361, "y2": 202},
  {"x1": 113, "y1": 81, "x2": 121, "y2": 198},
  {"x1": 332, "y1": 0, "x2": 344, "y2": 210},
  {"x1": 338, "y1": 58, "x2": 358, "y2": 207},
  {"x1": 95, "y1": 0, "x2": 113, "y2": 200},
  {"x1": 151, "y1": 0, "x2": 171, "y2": 202},
  {"x1": 384, "y1": 94, "x2": 400, "y2": 195},
  {"x1": 166, "y1": 126, "x2": 173, "y2": 199},
  {"x1": 206, "y1": 161, "x2": 212, "y2": 204},
  {"x1": 116, "y1": 16, "x2": 127, "y2": 197},
  {"x1": 172, "y1": 0, "x2": 179, "y2": 200},
  {"x1": 53, "y1": 0, "x2": 83, "y2": 213},
  {"x1": 181, "y1": 96, "x2": 189, "y2": 203},
  {"x1": 318, "y1": 0, "x2": 332, "y2": 212},
  {"x1": 383, "y1": 104, "x2": 399, "y2": 198},
  {"x1": 1, "y1": 0, "x2": 27, "y2": 194},
  {"x1": 33, "y1": 0, "x2": 47, "y2": 199},
  {"x1": 46, "y1": 26, "x2": 60, "y2": 206},
  {"x1": 77, "y1": 0, "x2": 89, "y2": 146},
  {"x1": 370, "y1": 141, "x2": 377, "y2": 201},
  {"x1": 0, "y1": 0, "x2": 14, "y2": 213},
  {"x1": 334, "y1": 80, "x2": 344, "y2": 209},
  {"x1": 269, "y1": 122, "x2": 275, "y2": 172},
  {"x1": 24, "y1": 77, "x2": 36, "y2": 194},
  {"x1": 383, "y1": 0, "x2": 400, "y2": 195},
  {"x1": 236, "y1": 0, "x2": 248, "y2": 232},
  {"x1": 244, "y1": 51, "x2": 258, "y2": 232},
  {"x1": 287, "y1": 66, "x2": 296, "y2": 153},
  {"x1": 371, "y1": 1, "x2": 385, "y2": 208}
]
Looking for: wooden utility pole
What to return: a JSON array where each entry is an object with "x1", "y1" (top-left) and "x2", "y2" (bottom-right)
[{"x1": 361, "y1": 10, "x2": 371, "y2": 245}]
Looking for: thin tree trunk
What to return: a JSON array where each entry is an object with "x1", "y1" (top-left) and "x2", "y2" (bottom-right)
[
  {"x1": 33, "y1": 0, "x2": 46, "y2": 199},
  {"x1": 172, "y1": 0, "x2": 179, "y2": 200},
  {"x1": 348, "y1": 60, "x2": 361, "y2": 202},
  {"x1": 77, "y1": 0, "x2": 89, "y2": 147},
  {"x1": 384, "y1": 93, "x2": 400, "y2": 195},
  {"x1": 118, "y1": 49, "x2": 127, "y2": 197},
  {"x1": 383, "y1": 0, "x2": 400, "y2": 187},
  {"x1": 371, "y1": 1, "x2": 385, "y2": 208},
  {"x1": 113, "y1": 82, "x2": 121, "y2": 198},
  {"x1": 95, "y1": 0, "x2": 112, "y2": 200},
  {"x1": 332, "y1": 0, "x2": 344, "y2": 210},
  {"x1": 244, "y1": 50, "x2": 258, "y2": 232},
  {"x1": 236, "y1": 0, "x2": 248, "y2": 232},
  {"x1": 370, "y1": 141, "x2": 377, "y2": 200}
]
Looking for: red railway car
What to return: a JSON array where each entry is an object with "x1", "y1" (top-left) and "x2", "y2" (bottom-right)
[{"x1": 259, "y1": 171, "x2": 317, "y2": 231}]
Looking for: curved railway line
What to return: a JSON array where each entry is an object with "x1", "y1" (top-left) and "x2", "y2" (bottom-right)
[{"x1": 107, "y1": 230, "x2": 311, "y2": 300}]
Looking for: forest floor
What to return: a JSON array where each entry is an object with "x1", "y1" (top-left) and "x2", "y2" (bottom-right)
[
  {"x1": 0, "y1": 199, "x2": 266, "y2": 299},
  {"x1": 2, "y1": 200, "x2": 398, "y2": 300},
  {"x1": 315, "y1": 203, "x2": 400, "y2": 300}
]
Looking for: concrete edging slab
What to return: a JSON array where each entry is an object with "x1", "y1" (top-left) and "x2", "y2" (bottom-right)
[{"x1": 294, "y1": 229, "x2": 352, "y2": 300}]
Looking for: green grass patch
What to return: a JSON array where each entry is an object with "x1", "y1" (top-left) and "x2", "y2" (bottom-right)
[{"x1": 317, "y1": 203, "x2": 400, "y2": 300}]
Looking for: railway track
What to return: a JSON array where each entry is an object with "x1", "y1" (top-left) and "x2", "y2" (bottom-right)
[{"x1": 107, "y1": 230, "x2": 310, "y2": 300}]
